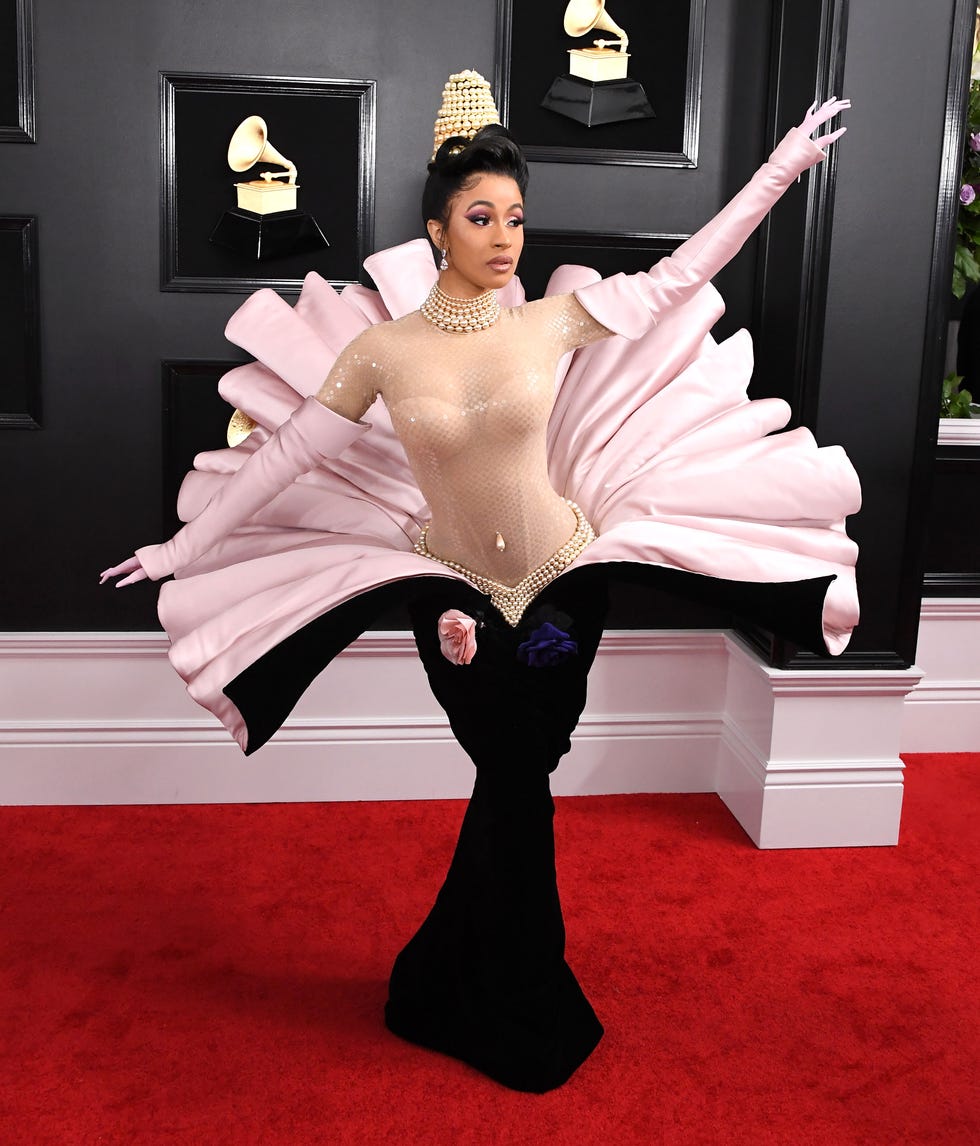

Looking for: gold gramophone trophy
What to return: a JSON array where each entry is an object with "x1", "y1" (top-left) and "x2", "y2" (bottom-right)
[
  {"x1": 540, "y1": 0, "x2": 655, "y2": 127},
  {"x1": 209, "y1": 115, "x2": 329, "y2": 261}
]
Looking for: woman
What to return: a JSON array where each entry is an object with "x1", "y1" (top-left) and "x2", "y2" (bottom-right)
[{"x1": 102, "y1": 79, "x2": 857, "y2": 1092}]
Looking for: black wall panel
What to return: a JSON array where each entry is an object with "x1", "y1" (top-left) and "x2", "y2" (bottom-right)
[
  {"x1": 0, "y1": 0, "x2": 771, "y2": 630},
  {"x1": 0, "y1": 0, "x2": 965, "y2": 667},
  {"x1": 924, "y1": 450, "x2": 980, "y2": 593}
]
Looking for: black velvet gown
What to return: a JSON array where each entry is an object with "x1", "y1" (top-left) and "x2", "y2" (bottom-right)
[
  {"x1": 384, "y1": 570, "x2": 609, "y2": 1092},
  {"x1": 223, "y1": 562, "x2": 838, "y2": 1092}
]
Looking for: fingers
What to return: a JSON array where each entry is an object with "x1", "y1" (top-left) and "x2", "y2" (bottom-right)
[
  {"x1": 797, "y1": 96, "x2": 849, "y2": 146},
  {"x1": 99, "y1": 556, "x2": 143, "y2": 586},
  {"x1": 814, "y1": 125, "x2": 847, "y2": 149},
  {"x1": 99, "y1": 560, "x2": 133, "y2": 584},
  {"x1": 806, "y1": 96, "x2": 850, "y2": 128},
  {"x1": 115, "y1": 569, "x2": 148, "y2": 588}
]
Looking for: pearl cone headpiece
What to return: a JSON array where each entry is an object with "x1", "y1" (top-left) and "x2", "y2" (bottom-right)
[{"x1": 431, "y1": 70, "x2": 501, "y2": 160}]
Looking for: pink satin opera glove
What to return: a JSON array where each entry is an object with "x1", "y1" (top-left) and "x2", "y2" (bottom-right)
[
  {"x1": 100, "y1": 396, "x2": 369, "y2": 587},
  {"x1": 573, "y1": 97, "x2": 850, "y2": 340}
]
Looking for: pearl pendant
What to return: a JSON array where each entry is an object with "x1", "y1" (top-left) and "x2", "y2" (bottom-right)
[
  {"x1": 413, "y1": 501, "x2": 596, "y2": 627},
  {"x1": 495, "y1": 532, "x2": 506, "y2": 552}
]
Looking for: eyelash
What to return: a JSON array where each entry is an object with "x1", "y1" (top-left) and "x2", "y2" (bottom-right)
[{"x1": 467, "y1": 214, "x2": 525, "y2": 228}]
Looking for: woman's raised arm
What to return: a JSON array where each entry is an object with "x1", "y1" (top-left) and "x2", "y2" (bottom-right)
[{"x1": 572, "y1": 98, "x2": 849, "y2": 339}]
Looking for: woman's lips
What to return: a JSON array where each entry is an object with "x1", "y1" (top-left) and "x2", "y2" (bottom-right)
[{"x1": 487, "y1": 257, "x2": 513, "y2": 272}]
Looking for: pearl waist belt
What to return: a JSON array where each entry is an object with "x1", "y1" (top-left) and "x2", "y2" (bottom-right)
[{"x1": 414, "y1": 500, "x2": 597, "y2": 627}]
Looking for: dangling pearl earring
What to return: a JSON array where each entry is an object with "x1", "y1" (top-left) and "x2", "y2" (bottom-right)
[{"x1": 440, "y1": 248, "x2": 449, "y2": 271}]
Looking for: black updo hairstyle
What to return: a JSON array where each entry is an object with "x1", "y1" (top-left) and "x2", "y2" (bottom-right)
[{"x1": 421, "y1": 124, "x2": 529, "y2": 263}]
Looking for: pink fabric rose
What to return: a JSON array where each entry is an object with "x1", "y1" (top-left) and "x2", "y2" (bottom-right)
[{"x1": 437, "y1": 610, "x2": 478, "y2": 665}]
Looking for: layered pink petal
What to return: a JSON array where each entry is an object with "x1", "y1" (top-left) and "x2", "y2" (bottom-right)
[{"x1": 150, "y1": 238, "x2": 861, "y2": 749}]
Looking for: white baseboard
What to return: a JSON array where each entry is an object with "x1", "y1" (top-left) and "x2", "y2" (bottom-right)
[
  {"x1": 902, "y1": 599, "x2": 980, "y2": 752},
  {"x1": 0, "y1": 630, "x2": 729, "y2": 806},
  {"x1": 0, "y1": 618, "x2": 953, "y2": 848}
]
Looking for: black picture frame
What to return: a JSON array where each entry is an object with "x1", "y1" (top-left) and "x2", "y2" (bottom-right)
[
  {"x1": 0, "y1": 0, "x2": 35, "y2": 142},
  {"x1": 0, "y1": 216, "x2": 41, "y2": 428},
  {"x1": 494, "y1": 0, "x2": 705, "y2": 167},
  {"x1": 160, "y1": 73, "x2": 376, "y2": 294},
  {"x1": 518, "y1": 228, "x2": 684, "y2": 300},
  {"x1": 162, "y1": 360, "x2": 241, "y2": 533}
]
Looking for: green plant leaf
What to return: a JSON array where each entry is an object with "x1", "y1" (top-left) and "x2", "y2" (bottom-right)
[
  {"x1": 955, "y1": 245, "x2": 980, "y2": 278},
  {"x1": 940, "y1": 373, "x2": 974, "y2": 418}
]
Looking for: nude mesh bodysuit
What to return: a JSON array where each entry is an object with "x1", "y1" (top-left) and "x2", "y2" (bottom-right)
[{"x1": 317, "y1": 293, "x2": 612, "y2": 613}]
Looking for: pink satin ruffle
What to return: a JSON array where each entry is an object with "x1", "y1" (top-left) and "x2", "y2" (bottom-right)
[{"x1": 155, "y1": 238, "x2": 859, "y2": 750}]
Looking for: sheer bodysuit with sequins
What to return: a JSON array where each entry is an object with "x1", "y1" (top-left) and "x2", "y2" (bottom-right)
[{"x1": 316, "y1": 293, "x2": 611, "y2": 605}]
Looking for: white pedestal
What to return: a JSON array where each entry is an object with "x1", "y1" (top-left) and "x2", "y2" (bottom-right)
[{"x1": 718, "y1": 637, "x2": 922, "y2": 848}]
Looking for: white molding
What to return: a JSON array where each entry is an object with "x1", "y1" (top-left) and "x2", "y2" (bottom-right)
[
  {"x1": 902, "y1": 598, "x2": 980, "y2": 751},
  {"x1": 0, "y1": 629, "x2": 732, "y2": 805},
  {"x1": 0, "y1": 631, "x2": 417, "y2": 658},
  {"x1": 917, "y1": 597, "x2": 980, "y2": 621},
  {"x1": 904, "y1": 680, "x2": 980, "y2": 704},
  {"x1": 0, "y1": 629, "x2": 728, "y2": 658},
  {"x1": 0, "y1": 624, "x2": 952, "y2": 849},
  {"x1": 0, "y1": 711, "x2": 720, "y2": 749},
  {"x1": 726, "y1": 638, "x2": 919, "y2": 698},
  {"x1": 721, "y1": 717, "x2": 906, "y2": 787},
  {"x1": 938, "y1": 417, "x2": 980, "y2": 445}
]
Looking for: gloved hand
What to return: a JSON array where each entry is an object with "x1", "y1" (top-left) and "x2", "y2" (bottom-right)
[
  {"x1": 99, "y1": 556, "x2": 147, "y2": 588},
  {"x1": 572, "y1": 97, "x2": 850, "y2": 340},
  {"x1": 99, "y1": 395, "x2": 369, "y2": 587},
  {"x1": 797, "y1": 96, "x2": 850, "y2": 148}
]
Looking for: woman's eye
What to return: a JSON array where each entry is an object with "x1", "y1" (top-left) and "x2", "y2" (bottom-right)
[
  {"x1": 467, "y1": 214, "x2": 491, "y2": 226},
  {"x1": 507, "y1": 217, "x2": 525, "y2": 227}
]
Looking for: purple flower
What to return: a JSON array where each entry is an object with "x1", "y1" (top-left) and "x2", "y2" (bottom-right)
[
  {"x1": 961, "y1": 184, "x2": 977, "y2": 206},
  {"x1": 970, "y1": 132, "x2": 980, "y2": 152},
  {"x1": 517, "y1": 622, "x2": 578, "y2": 668}
]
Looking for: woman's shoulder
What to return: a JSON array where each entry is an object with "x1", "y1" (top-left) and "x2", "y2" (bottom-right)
[
  {"x1": 507, "y1": 292, "x2": 576, "y2": 322},
  {"x1": 507, "y1": 292, "x2": 611, "y2": 347},
  {"x1": 332, "y1": 310, "x2": 431, "y2": 380},
  {"x1": 340, "y1": 312, "x2": 412, "y2": 353}
]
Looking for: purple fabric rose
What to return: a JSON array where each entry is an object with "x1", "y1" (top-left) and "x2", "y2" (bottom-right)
[
  {"x1": 517, "y1": 622, "x2": 578, "y2": 667},
  {"x1": 961, "y1": 184, "x2": 977, "y2": 206},
  {"x1": 970, "y1": 132, "x2": 980, "y2": 152}
]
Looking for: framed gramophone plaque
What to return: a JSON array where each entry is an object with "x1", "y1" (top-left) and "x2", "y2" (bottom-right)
[
  {"x1": 161, "y1": 73, "x2": 376, "y2": 294},
  {"x1": 0, "y1": 0, "x2": 35, "y2": 142},
  {"x1": 494, "y1": 0, "x2": 705, "y2": 167}
]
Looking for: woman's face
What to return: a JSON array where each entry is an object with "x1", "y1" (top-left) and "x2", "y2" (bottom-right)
[{"x1": 427, "y1": 172, "x2": 525, "y2": 297}]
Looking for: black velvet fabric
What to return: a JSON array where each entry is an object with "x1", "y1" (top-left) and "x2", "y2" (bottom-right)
[
  {"x1": 225, "y1": 578, "x2": 444, "y2": 755},
  {"x1": 222, "y1": 563, "x2": 838, "y2": 1091},
  {"x1": 383, "y1": 569, "x2": 609, "y2": 1092},
  {"x1": 224, "y1": 565, "x2": 837, "y2": 756}
]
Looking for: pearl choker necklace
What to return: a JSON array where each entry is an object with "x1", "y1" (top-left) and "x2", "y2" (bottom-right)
[{"x1": 420, "y1": 282, "x2": 500, "y2": 333}]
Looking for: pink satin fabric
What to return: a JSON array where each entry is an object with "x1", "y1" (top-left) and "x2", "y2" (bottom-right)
[{"x1": 150, "y1": 129, "x2": 859, "y2": 751}]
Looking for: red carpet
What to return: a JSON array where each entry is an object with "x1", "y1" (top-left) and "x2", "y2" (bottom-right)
[{"x1": 0, "y1": 754, "x2": 977, "y2": 1145}]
